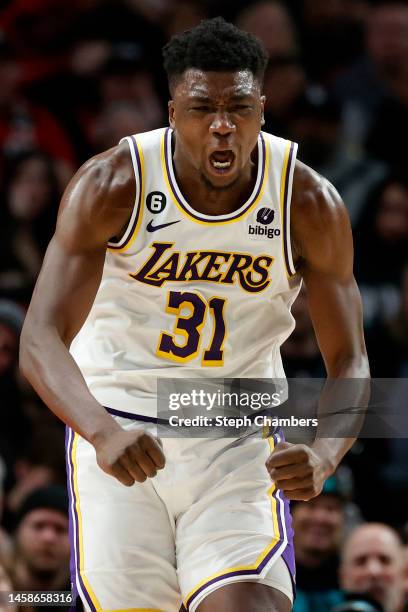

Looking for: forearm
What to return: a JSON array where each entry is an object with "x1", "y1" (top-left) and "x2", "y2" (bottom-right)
[
  {"x1": 312, "y1": 355, "x2": 371, "y2": 473},
  {"x1": 20, "y1": 325, "x2": 121, "y2": 444}
]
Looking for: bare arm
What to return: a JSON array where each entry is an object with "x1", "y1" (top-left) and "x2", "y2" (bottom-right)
[
  {"x1": 20, "y1": 143, "x2": 165, "y2": 485},
  {"x1": 267, "y1": 160, "x2": 370, "y2": 499},
  {"x1": 291, "y1": 161, "x2": 368, "y2": 379}
]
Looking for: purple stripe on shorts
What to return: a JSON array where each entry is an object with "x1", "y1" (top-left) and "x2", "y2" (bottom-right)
[
  {"x1": 186, "y1": 518, "x2": 284, "y2": 609},
  {"x1": 274, "y1": 430, "x2": 296, "y2": 590},
  {"x1": 185, "y1": 437, "x2": 290, "y2": 610},
  {"x1": 65, "y1": 427, "x2": 78, "y2": 606},
  {"x1": 164, "y1": 129, "x2": 266, "y2": 223},
  {"x1": 280, "y1": 490, "x2": 295, "y2": 580},
  {"x1": 65, "y1": 427, "x2": 97, "y2": 612}
]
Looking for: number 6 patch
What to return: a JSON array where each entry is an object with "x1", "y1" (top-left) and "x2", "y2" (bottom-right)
[{"x1": 147, "y1": 191, "x2": 167, "y2": 213}]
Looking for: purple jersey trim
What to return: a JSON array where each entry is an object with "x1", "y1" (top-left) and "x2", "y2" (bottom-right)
[
  {"x1": 108, "y1": 135, "x2": 142, "y2": 250},
  {"x1": 282, "y1": 141, "x2": 296, "y2": 276},
  {"x1": 104, "y1": 405, "x2": 169, "y2": 424}
]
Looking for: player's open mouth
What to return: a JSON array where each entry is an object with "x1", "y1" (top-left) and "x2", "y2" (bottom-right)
[{"x1": 209, "y1": 150, "x2": 235, "y2": 172}]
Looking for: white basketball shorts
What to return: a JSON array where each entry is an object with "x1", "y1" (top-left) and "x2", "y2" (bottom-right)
[{"x1": 65, "y1": 411, "x2": 295, "y2": 611}]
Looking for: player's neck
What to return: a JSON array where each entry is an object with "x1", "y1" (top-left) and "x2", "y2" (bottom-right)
[{"x1": 172, "y1": 142, "x2": 257, "y2": 216}]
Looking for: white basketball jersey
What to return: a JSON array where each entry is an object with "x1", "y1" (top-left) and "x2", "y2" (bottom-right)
[{"x1": 70, "y1": 128, "x2": 301, "y2": 416}]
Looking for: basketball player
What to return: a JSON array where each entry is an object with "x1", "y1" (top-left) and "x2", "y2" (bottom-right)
[{"x1": 20, "y1": 18, "x2": 369, "y2": 612}]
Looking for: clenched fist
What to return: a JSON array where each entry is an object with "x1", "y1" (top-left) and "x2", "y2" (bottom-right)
[
  {"x1": 94, "y1": 428, "x2": 165, "y2": 487},
  {"x1": 266, "y1": 441, "x2": 331, "y2": 501}
]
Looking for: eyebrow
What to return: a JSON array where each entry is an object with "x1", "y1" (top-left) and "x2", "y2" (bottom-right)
[
  {"x1": 187, "y1": 92, "x2": 254, "y2": 103},
  {"x1": 187, "y1": 95, "x2": 212, "y2": 103},
  {"x1": 229, "y1": 93, "x2": 254, "y2": 101}
]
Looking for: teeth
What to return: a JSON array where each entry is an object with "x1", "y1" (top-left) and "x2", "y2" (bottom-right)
[{"x1": 212, "y1": 160, "x2": 231, "y2": 168}]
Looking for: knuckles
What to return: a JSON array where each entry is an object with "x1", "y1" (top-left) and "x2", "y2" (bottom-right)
[
  {"x1": 297, "y1": 445, "x2": 312, "y2": 462},
  {"x1": 136, "y1": 432, "x2": 154, "y2": 446}
]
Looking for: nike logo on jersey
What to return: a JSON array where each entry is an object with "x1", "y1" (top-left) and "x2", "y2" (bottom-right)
[{"x1": 147, "y1": 220, "x2": 181, "y2": 232}]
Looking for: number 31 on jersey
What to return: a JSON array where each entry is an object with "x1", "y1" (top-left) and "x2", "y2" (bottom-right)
[{"x1": 156, "y1": 291, "x2": 227, "y2": 366}]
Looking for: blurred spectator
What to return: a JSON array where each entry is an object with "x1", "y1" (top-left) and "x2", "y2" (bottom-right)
[
  {"x1": 354, "y1": 176, "x2": 408, "y2": 325},
  {"x1": 9, "y1": 486, "x2": 70, "y2": 602},
  {"x1": 238, "y1": 1, "x2": 305, "y2": 140},
  {"x1": 0, "y1": 456, "x2": 12, "y2": 565},
  {"x1": 334, "y1": 1, "x2": 408, "y2": 152},
  {"x1": 0, "y1": 151, "x2": 60, "y2": 302},
  {"x1": 81, "y1": 43, "x2": 164, "y2": 154},
  {"x1": 281, "y1": 285, "x2": 325, "y2": 378},
  {"x1": 297, "y1": 0, "x2": 368, "y2": 86},
  {"x1": 163, "y1": 1, "x2": 208, "y2": 39},
  {"x1": 92, "y1": 102, "x2": 148, "y2": 151},
  {"x1": 0, "y1": 299, "x2": 31, "y2": 482},
  {"x1": 73, "y1": 0, "x2": 168, "y2": 83},
  {"x1": 331, "y1": 594, "x2": 384, "y2": 612},
  {"x1": 0, "y1": 562, "x2": 17, "y2": 612},
  {"x1": 98, "y1": 45, "x2": 163, "y2": 128},
  {"x1": 0, "y1": 31, "x2": 75, "y2": 174},
  {"x1": 0, "y1": 0, "x2": 80, "y2": 69},
  {"x1": 365, "y1": 67, "x2": 408, "y2": 169},
  {"x1": 366, "y1": 265, "x2": 408, "y2": 377},
  {"x1": 262, "y1": 55, "x2": 307, "y2": 140},
  {"x1": 124, "y1": 0, "x2": 178, "y2": 30},
  {"x1": 236, "y1": 1, "x2": 298, "y2": 58},
  {"x1": 288, "y1": 87, "x2": 387, "y2": 224},
  {"x1": 0, "y1": 299, "x2": 23, "y2": 376},
  {"x1": 5, "y1": 424, "x2": 67, "y2": 521},
  {"x1": 292, "y1": 473, "x2": 351, "y2": 612},
  {"x1": 339, "y1": 523, "x2": 407, "y2": 612},
  {"x1": 362, "y1": 2, "x2": 408, "y2": 167}
]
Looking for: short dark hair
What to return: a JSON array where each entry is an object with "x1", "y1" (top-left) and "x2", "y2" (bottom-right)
[{"x1": 162, "y1": 17, "x2": 269, "y2": 91}]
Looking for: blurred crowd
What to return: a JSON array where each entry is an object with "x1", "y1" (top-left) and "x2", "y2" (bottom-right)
[{"x1": 0, "y1": 0, "x2": 407, "y2": 610}]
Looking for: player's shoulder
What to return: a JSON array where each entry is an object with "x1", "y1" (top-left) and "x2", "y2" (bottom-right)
[
  {"x1": 290, "y1": 160, "x2": 351, "y2": 265},
  {"x1": 78, "y1": 141, "x2": 133, "y2": 193},
  {"x1": 292, "y1": 159, "x2": 349, "y2": 231},
  {"x1": 77, "y1": 127, "x2": 165, "y2": 191},
  {"x1": 57, "y1": 142, "x2": 136, "y2": 243}
]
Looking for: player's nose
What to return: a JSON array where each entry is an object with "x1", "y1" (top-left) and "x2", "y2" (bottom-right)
[{"x1": 209, "y1": 110, "x2": 236, "y2": 137}]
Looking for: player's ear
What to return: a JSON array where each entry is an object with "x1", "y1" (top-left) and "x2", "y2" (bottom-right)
[
  {"x1": 260, "y1": 95, "x2": 266, "y2": 126},
  {"x1": 168, "y1": 101, "x2": 176, "y2": 128}
]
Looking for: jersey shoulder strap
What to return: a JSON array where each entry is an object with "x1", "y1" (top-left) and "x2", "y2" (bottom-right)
[
  {"x1": 107, "y1": 128, "x2": 165, "y2": 252},
  {"x1": 263, "y1": 131, "x2": 298, "y2": 277}
]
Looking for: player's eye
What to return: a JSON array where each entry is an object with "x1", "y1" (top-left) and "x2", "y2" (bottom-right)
[
  {"x1": 190, "y1": 106, "x2": 211, "y2": 112},
  {"x1": 231, "y1": 105, "x2": 253, "y2": 112}
]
